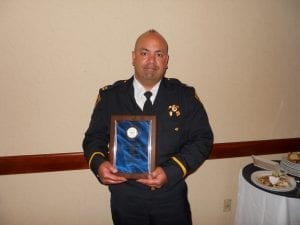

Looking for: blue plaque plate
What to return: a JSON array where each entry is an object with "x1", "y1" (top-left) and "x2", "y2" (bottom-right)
[{"x1": 109, "y1": 115, "x2": 156, "y2": 179}]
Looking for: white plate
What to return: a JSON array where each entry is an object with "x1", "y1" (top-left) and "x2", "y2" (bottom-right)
[
  {"x1": 281, "y1": 159, "x2": 300, "y2": 170},
  {"x1": 280, "y1": 160, "x2": 300, "y2": 177},
  {"x1": 251, "y1": 171, "x2": 296, "y2": 192}
]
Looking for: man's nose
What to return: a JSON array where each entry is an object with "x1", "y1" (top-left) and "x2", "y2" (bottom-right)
[{"x1": 147, "y1": 54, "x2": 156, "y2": 63}]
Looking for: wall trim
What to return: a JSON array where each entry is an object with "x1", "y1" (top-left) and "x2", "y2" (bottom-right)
[{"x1": 0, "y1": 138, "x2": 299, "y2": 175}]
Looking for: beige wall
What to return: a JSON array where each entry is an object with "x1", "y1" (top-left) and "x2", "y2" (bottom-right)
[{"x1": 0, "y1": 1, "x2": 299, "y2": 225}]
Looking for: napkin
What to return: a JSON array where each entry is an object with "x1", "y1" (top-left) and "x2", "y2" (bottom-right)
[{"x1": 252, "y1": 155, "x2": 280, "y2": 171}]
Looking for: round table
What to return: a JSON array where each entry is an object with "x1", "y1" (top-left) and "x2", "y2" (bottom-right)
[{"x1": 234, "y1": 163, "x2": 300, "y2": 225}]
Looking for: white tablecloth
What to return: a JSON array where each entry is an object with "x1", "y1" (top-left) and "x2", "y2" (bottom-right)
[{"x1": 234, "y1": 169, "x2": 300, "y2": 225}]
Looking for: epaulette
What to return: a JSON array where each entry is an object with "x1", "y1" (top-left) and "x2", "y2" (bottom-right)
[
  {"x1": 99, "y1": 85, "x2": 111, "y2": 92},
  {"x1": 167, "y1": 77, "x2": 201, "y2": 102},
  {"x1": 99, "y1": 79, "x2": 127, "y2": 93},
  {"x1": 167, "y1": 77, "x2": 192, "y2": 88},
  {"x1": 112, "y1": 79, "x2": 128, "y2": 88},
  {"x1": 95, "y1": 80, "x2": 128, "y2": 106},
  {"x1": 166, "y1": 77, "x2": 182, "y2": 84}
]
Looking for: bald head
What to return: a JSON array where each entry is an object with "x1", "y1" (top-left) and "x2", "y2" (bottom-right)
[
  {"x1": 134, "y1": 29, "x2": 169, "y2": 53},
  {"x1": 132, "y1": 29, "x2": 169, "y2": 90}
]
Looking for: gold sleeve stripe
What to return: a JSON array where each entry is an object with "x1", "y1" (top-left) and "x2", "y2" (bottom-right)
[
  {"x1": 171, "y1": 156, "x2": 187, "y2": 177},
  {"x1": 89, "y1": 152, "x2": 105, "y2": 168}
]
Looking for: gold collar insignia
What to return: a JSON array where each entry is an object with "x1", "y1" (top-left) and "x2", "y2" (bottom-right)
[{"x1": 168, "y1": 104, "x2": 181, "y2": 117}]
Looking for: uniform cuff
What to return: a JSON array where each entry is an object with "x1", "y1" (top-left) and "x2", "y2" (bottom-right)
[
  {"x1": 163, "y1": 163, "x2": 184, "y2": 188},
  {"x1": 89, "y1": 152, "x2": 106, "y2": 177}
]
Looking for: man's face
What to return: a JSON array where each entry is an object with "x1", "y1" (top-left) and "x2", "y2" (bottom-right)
[{"x1": 132, "y1": 33, "x2": 169, "y2": 89}]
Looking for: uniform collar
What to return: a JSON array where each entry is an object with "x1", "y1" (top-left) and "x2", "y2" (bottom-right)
[{"x1": 133, "y1": 76, "x2": 160, "y2": 102}]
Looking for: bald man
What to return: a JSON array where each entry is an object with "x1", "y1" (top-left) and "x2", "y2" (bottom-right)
[{"x1": 83, "y1": 29, "x2": 213, "y2": 225}]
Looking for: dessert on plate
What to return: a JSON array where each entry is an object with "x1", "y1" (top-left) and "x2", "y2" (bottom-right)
[{"x1": 288, "y1": 152, "x2": 300, "y2": 164}]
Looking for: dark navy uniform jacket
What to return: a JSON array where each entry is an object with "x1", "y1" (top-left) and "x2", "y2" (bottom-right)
[{"x1": 83, "y1": 76, "x2": 213, "y2": 195}]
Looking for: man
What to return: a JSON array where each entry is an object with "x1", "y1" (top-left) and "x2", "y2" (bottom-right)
[{"x1": 83, "y1": 29, "x2": 213, "y2": 225}]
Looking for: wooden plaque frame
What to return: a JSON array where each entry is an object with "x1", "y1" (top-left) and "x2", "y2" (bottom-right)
[{"x1": 109, "y1": 115, "x2": 156, "y2": 179}]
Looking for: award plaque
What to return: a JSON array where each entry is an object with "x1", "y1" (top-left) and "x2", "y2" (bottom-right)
[{"x1": 109, "y1": 115, "x2": 156, "y2": 179}]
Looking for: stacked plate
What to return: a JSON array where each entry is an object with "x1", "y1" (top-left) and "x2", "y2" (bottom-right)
[{"x1": 280, "y1": 157, "x2": 300, "y2": 177}]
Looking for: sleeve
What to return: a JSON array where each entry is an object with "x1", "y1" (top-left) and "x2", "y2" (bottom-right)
[
  {"x1": 82, "y1": 89, "x2": 110, "y2": 180},
  {"x1": 162, "y1": 87, "x2": 214, "y2": 188}
]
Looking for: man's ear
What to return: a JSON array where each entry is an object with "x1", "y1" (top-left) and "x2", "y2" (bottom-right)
[
  {"x1": 131, "y1": 51, "x2": 135, "y2": 66},
  {"x1": 165, "y1": 55, "x2": 169, "y2": 69}
]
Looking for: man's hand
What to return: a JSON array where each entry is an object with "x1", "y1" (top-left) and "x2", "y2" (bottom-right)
[
  {"x1": 136, "y1": 167, "x2": 167, "y2": 189},
  {"x1": 97, "y1": 161, "x2": 127, "y2": 185}
]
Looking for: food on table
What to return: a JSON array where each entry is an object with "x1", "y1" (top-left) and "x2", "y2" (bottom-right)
[
  {"x1": 257, "y1": 174, "x2": 289, "y2": 188},
  {"x1": 288, "y1": 152, "x2": 300, "y2": 164}
]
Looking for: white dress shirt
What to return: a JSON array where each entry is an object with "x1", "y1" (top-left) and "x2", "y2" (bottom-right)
[{"x1": 133, "y1": 76, "x2": 160, "y2": 110}]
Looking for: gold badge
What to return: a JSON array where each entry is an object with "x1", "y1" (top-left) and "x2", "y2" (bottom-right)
[{"x1": 168, "y1": 104, "x2": 181, "y2": 117}]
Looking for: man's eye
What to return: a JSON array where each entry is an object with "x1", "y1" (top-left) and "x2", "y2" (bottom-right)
[
  {"x1": 141, "y1": 52, "x2": 147, "y2": 56},
  {"x1": 157, "y1": 53, "x2": 164, "y2": 57}
]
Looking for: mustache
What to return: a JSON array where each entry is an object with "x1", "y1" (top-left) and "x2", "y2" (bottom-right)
[{"x1": 143, "y1": 63, "x2": 158, "y2": 69}]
